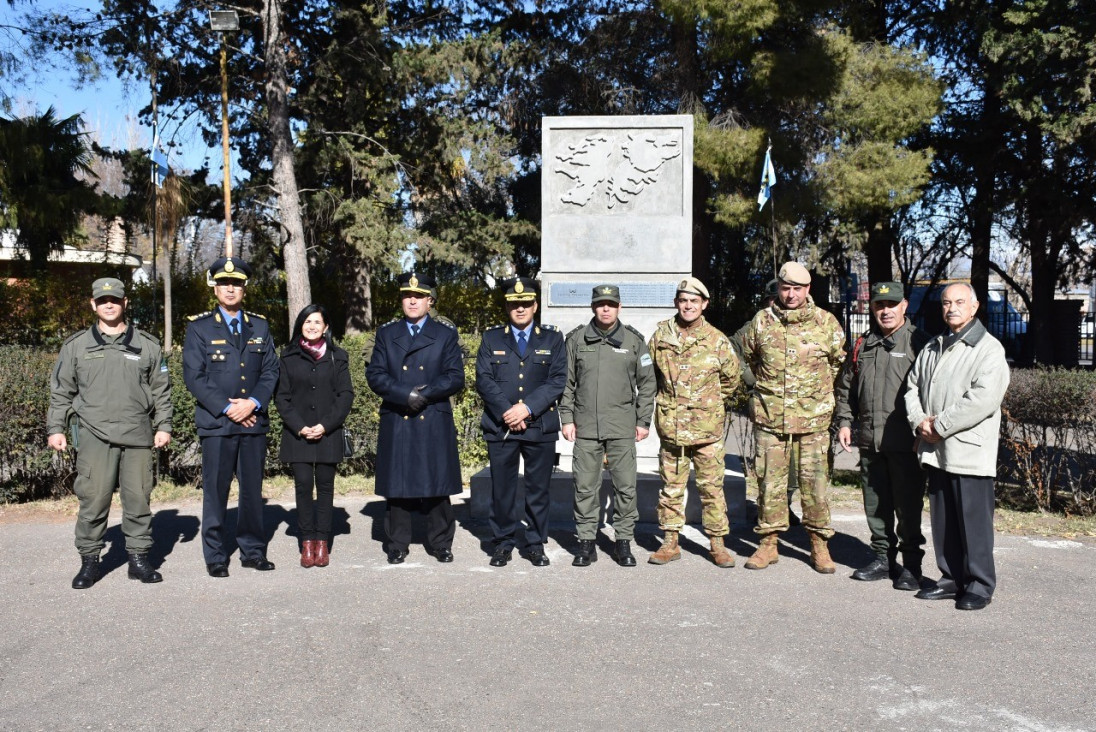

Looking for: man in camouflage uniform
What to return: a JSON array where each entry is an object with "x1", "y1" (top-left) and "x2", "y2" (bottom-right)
[
  {"x1": 647, "y1": 278, "x2": 740, "y2": 567},
  {"x1": 741, "y1": 262, "x2": 845, "y2": 573},
  {"x1": 835, "y1": 281, "x2": 930, "y2": 590},
  {"x1": 560, "y1": 285, "x2": 656, "y2": 567},
  {"x1": 730, "y1": 278, "x2": 800, "y2": 526}
]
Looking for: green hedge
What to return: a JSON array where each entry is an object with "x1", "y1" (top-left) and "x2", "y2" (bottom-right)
[
  {"x1": 1000, "y1": 367, "x2": 1096, "y2": 515},
  {"x1": 0, "y1": 334, "x2": 488, "y2": 502}
]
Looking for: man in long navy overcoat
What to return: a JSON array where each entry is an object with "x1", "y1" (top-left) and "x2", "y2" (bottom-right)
[{"x1": 367, "y1": 272, "x2": 465, "y2": 564}]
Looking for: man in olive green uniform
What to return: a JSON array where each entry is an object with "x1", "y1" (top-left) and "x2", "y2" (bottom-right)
[
  {"x1": 835, "y1": 281, "x2": 930, "y2": 590},
  {"x1": 729, "y1": 278, "x2": 800, "y2": 525},
  {"x1": 48, "y1": 278, "x2": 172, "y2": 589},
  {"x1": 560, "y1": 285, "x2": 656, "y2": 567},
  {"x1": 742, "y1": 262, "x2": 845, "y2": 573},
  {"x1": 648, "y1": 278, "x2": 740, "y2": 567}
]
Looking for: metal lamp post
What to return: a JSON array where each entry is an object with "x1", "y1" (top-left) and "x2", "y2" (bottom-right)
[{"x1": 209, "y1": 9, "x2": 239, "y2": 257}]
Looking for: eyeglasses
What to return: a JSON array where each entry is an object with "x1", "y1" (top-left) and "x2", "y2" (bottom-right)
[{"x1": 215, "y1": 282, "x2": 245, "y2": 290}]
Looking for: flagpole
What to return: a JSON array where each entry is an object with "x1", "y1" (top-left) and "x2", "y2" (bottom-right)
[{"x1": 767, "y1": 140, "x2": 777, "y2": 276}]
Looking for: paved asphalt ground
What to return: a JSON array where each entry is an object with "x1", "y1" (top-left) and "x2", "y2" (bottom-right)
[{"x1": 1, "y1": 491, "x2": 1093, "y2": 731}]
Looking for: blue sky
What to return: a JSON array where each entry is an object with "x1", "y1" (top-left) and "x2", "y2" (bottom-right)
[{"x1": 1, "y1": 0, "x2": 222, "y2": 175}]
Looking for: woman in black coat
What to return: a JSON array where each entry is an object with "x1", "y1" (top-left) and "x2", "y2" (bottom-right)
[{"x1": 275, "y1": 305, "x2": 354, "y2": 567}]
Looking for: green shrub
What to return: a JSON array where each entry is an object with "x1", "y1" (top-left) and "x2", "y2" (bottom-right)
[{"x1": 1000, "y1": 367, "x2": 1096, "y2": 515}]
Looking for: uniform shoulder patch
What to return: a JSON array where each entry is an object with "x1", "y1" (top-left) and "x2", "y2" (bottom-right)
[{"x1": 187, "y1": 310, "x2": 214, "y2": 322}]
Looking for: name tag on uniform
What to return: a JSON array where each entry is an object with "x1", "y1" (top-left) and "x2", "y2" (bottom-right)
[
  {"x1": 493, "y1": 350, "x2": 506, "y2": 355},
  {"x1": 125, "y1": 354, "x2": 140, "y2": 361},
  {"x1": 578, "y1": 347, "x2": 597, "y2": 352},
  {"x1": 535, "y1": 349, "x2": 552, "y2": 355},
  {"x1": 211, "y1": 339, "x2": 227, "y2": 345},
  {"x1": 891, "y1": 352, "x2": 907, "y2": 358},
  {"x1": 84, "y1": 352, "x2": 105, "y2": 359},
  {"x1": 612, "y1": 347, "x2": 628, "y2": 354},
  {"x1": 248, "y1": 337, "x2": 264, "y2": 345}
]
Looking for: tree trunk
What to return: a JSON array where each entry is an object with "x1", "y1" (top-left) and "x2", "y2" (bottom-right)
[
  {"x1": 343, "y1": 250, "x2": 373, "y2": 335},
  {"x1": 865, "y1": 216, "x2": 895, "y2": 283},
  {"x1": 969, "y1": 69, "x2": 1004, "y2": 316},
  {"x1": 262, "y1": 0, "x2": 311, "y2": 335}
]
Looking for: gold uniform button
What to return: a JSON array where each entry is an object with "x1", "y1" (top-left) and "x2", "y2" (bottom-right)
[
  {"x1": 518, "y1": 398, "x2": 524, "y2": 404},
  {"x1": 419, "y1": 365, "x2": 424, "y2": 370},
  {"x1": 518, "y1": 373, "x2": 524, "y2": 379},
  {"x1": 419, "y1": 415, "x2": 425, "y2": 420},
  {"x1": 241, "y1": 389, "x2": 247, "y2": 394},
  {"x1": 518, "y1": 386, "x2": 524, "y2": 392},
  {"x1": 403, "y1": 415, "x2": 409, "y2": 420},
  {"x1": 241, "y1": 376, "x2": 246, "y2": 381},
  {"x1": 403, "y1": 365, "x2": 408, "y2": 371}
]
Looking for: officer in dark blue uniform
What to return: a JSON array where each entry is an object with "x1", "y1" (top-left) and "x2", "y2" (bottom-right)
[
  {"x1": 367, "y1": 272, "x2": 465, "y2": 564},
  {"x1": 182, "y1": 256, "x2": 280, "y2": 577},
  {"x1": 475, "y1": 277, "x2": 566, "y2": 567}
]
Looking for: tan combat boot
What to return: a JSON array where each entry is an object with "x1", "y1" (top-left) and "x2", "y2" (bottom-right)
[
  {"x1": 809, "y1": 533, "x2": 836, "y2": 574},
  {"x1": 709, "y1": 536, "x2": 735, "y2": 568},
  {"x1": 744, "y1": 534, "x2": 780, "y2": 570},
  {"x1": 648, "y1": 531, "x2": 681, "y2": 564}
]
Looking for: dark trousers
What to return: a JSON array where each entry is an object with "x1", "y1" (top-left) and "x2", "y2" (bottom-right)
[
  {"x1": 926, "y1": 466, "x2": 996, "y2": 598},
  {"x1": 384, "y1": 497, "x2": 455, "y2": 553},
  {"x1": 860, "y1": 449, "x2": 926, "y2": 568},
  {"x1": 200, "y1": 434, "x2": 267, "y2": 564},
  {"x1": 487, "y1": 439, "x2": 555, "y2": 551},
  {"x1": 292, "y1": 462, "x2": 336, "y2": 542}
]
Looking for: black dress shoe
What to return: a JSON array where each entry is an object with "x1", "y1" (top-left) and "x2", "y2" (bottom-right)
[
  {"x1": 892, "y1": 567, "x2": 921, "y2": 591},
  {"x1": 572, "y1": 539, "x2": 597, "y2": 567},
  {"x1": 387, "y1": 549, "x2": 409, "y2": 565},
  {"x1": 127, "y1": 553, "x2": 163, "y2": 583},
  {"x1": 956, "y1": 593, "x2": 992, "y2": 611},
  {"x1": 206, "y1": 562, "x2": 229, "y2": 578},
  {"x1": 851, "y1": 557, "x2": 889, "y2": 582},
  {"x1": 240, "y1": 557, "x2": 276, "y2": 571},
  {"x1": 915, "y1": 584, "x2": 957, "y2": 601},
  {"x1": 72, "y1": 555, "x2": 101, "y2": 590},
  {"x1": 526, "y1": 549, "x2": 550, "y2": 567},
  {"x1": 430, "y1": 548, "x2": 454, "y2": 563},
  {"x1": 489, "y1": 548, "x2": 512, "y2": 567},
  {"x1": 614, "y1": 540, "x2": 637, "y2": 567}
]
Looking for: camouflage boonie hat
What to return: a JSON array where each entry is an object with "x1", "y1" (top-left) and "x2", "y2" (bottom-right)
[
  {"x1": 591, "y1": 284, "x2": 620, "y2": 305},
  {"x1": 870, "y1": 281, "x2": 904, "y2": 303}
]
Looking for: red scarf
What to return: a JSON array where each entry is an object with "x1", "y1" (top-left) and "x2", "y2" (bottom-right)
[{"x1": 299, "y1": 337, "x2": 327, "y2": 360}]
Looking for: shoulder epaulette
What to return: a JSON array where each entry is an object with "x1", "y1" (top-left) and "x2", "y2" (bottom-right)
[
  {"x1": 485, "y1": 324, "x2": 506, "y2": 332},
  {"x1": 244, "y1": 311, "x2": 267, "y2": 321},
  {"x1": 378, "y1": 318, "x2": 402, "y2": 330},
  {"x1": 187, "y1": 310, "x2": 215, "y2": 322},
  {"x1": 136, "y1": 329, "x2": 161, "y2": 345},
  {"x1": 539, "y1": 323, "x2": 558, "y2": 332},
  {"x1": 624, "y1": 324, "x2": 646, "y2": 340},
  {"x1": 566, "y1": 324, "x2": 584, "y2": 338},
  {"x1": 62, "y1": 329, "x2": 85, "y2": 346},
  {"x1": 435, "y1": 318, "x2": 457, "y2": 331}
]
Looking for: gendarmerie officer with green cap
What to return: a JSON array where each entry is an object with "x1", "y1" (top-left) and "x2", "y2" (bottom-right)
[
  {"x1": 559, "y1": 284, "x2": 656, "y2": 567},
  {"x1": 834, "y1": 281, "x2": 930, "y2": 589},
  {"x1": 182, "y1": 256, "x2": 279, "y2": 577},
  {"x1": 367, "y1": 272, "x2": 465, "y2": 564},
  {"x1": 48, "y1": 277, "x2": 172, "y2": 588},
  {"x1": 475, "y1": 277, "x2": 566, "y2": 567}
]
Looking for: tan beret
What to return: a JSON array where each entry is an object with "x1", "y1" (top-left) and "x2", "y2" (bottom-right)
[
  {"x1": 777, "y1": 261, "x2": 811, "y2": 286},
  {"x1": 676, "y1": 277, "x2": 710, "y2": 300}
]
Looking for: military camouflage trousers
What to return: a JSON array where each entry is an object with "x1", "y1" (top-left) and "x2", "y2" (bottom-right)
[
  {"x1": 657, "y1": 439, "x2": 728, "y2": 536},
  {"x1": 755, "y1": 428, "x2": 833, "y2": 539}
]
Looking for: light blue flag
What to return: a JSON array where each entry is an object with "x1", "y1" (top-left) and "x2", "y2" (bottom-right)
[
  {"x1": 757, "y1": 148, "x2": 776, "y2": 211},
  {"x1": 151, "y1": 135, "x2": 169, "y2": 188}
]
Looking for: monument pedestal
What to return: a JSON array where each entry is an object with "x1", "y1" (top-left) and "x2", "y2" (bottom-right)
[{"x1": 468, "y1": 453, "x2": 749, "y2": 529}]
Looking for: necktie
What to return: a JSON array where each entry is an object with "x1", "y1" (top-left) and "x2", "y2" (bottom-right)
[
  {"x1": 411, "y1": 324, "x2": 421, "y2": 339},
  {"x1": 230, "y1": 320, "x2": 240, "y2": 344},
  {"x1": 517, "y1": 330, "x2": 527, "y2": 358}
]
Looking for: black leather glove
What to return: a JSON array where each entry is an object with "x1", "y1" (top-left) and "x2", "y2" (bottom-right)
[{"x1": 407, "y1": 385, "x2": 428, "y2": 412}]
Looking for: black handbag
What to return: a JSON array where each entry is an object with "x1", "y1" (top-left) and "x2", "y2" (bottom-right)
[{"x1": 342, "y1": 428, "x2": 354, "y2": 458}]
